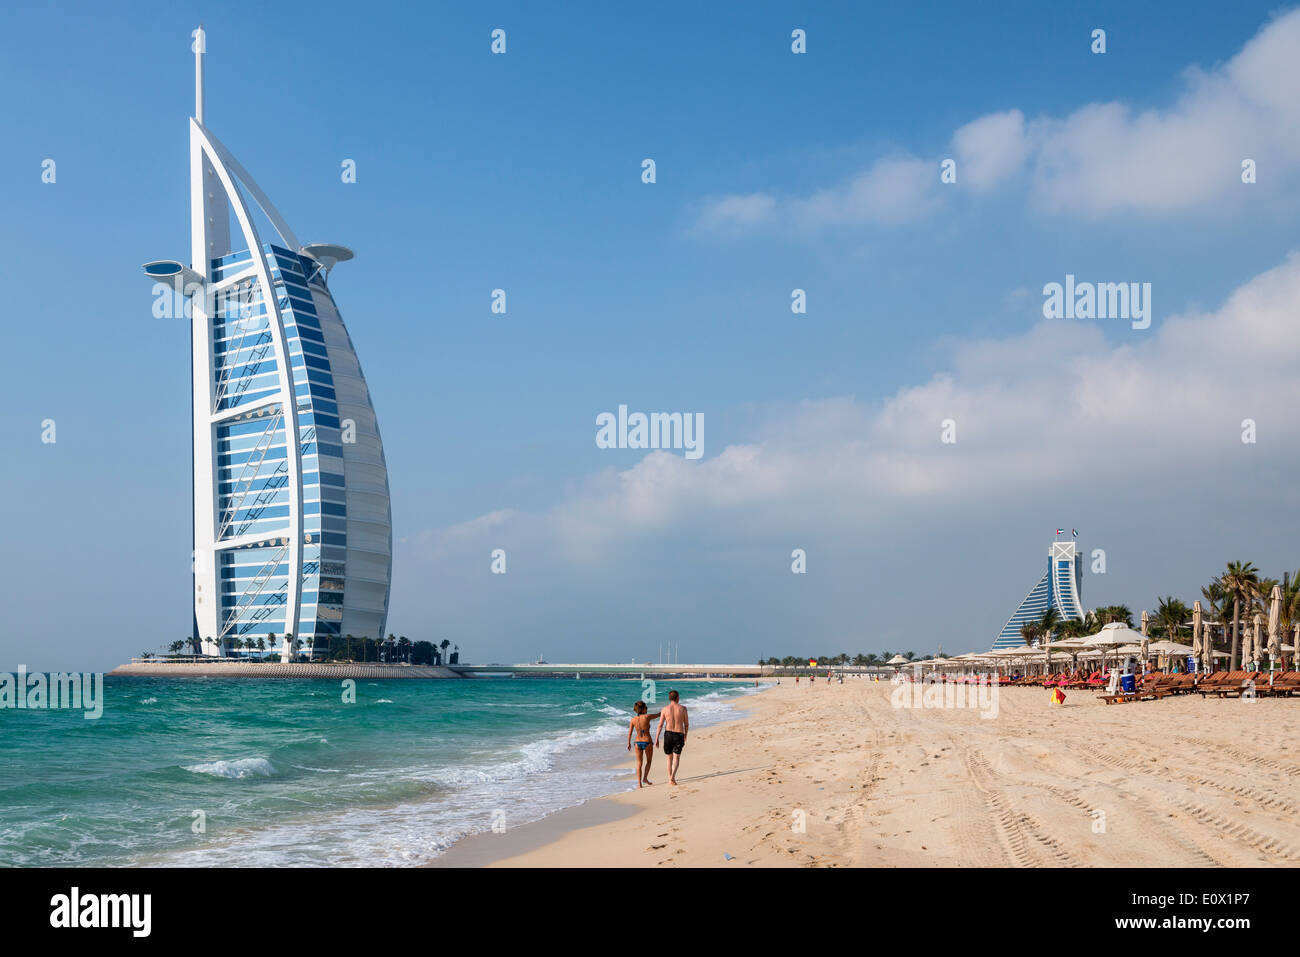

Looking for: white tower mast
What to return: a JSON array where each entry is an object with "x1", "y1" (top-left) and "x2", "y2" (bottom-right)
[
  {"x1": 188, "y1": 25, "x2": 229, "y2": 653},
  {"x1": 194, "y1": 24, "x2": 205, "y2": 123}
]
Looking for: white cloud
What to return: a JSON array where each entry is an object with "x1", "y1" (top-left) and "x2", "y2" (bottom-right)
[
  {"x1": 953, "y1": 110, "x2": 1029, "y2": 191},
  {"x1": 691, "y1": 192, "x2": 777, "y2": 233},
  {"x1": 790, "y1": 156, "x2": 940, "y2": 228},
  {"x1": 423, "y1": 251, "x2": 1300, "y2": 560},
  {"x1": 693, "y1": 8, "x2": 1300, "y2": 232},
  {"x1": 418, "y1": 508, "x2": 515, "y2": 557}
]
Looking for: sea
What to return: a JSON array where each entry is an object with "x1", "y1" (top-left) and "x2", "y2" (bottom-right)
[{"x1": 0, "y1": 675, "x2": 762, "y2": 866}]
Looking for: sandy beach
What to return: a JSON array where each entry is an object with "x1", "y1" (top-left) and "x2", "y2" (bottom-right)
[{"x1": 435, "y1": 678, "x2": 1300, "y2": 867}]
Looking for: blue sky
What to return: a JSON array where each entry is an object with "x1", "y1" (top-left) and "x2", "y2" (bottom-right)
[{"x1": 4, "y1": 1, "x2": 1300, "y2": 670}]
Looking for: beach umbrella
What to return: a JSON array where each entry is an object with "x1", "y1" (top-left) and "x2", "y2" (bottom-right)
[
  {"x1": 1252, "y1": 613, "x2": 1264, "y2": 669},
  {"x1": 1083, "y1": 623, "x2": 1144, "y2": 646},
  {"x1": 1140, "y1": 610, "x2": 1150, "y2": 665},
  {"x1": 1191, "y1": 601, "x2": 1204, "y2": 671},
  {"x1": 886, "y1": 654, "x2": 909, "y2": 667},
  {"x1": 1145, "y1": 640, "x2": 1183, "y2": 650},
  {"x1": 989, "y1": 645, "x2": 1037, "y2": 675},
  {"x1": 1083, "y1": 622, "x2": 1142, "y2": 671},
  {"x1": 1294, "y1": 623, "x2": 1300, "y2": 669},
  {"x1": 1047, "y1": 638, "x2": 1085, "y2": 670},
  {"x1": 1145, "y1": 640, "x2": 1193, "y2": 658},
  {"x1": 1267, "y1": 586, "x2": 1282, "y2": 670}
]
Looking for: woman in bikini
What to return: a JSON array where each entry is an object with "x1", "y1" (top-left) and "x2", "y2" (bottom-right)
[{"x1": 626, "y1": 700, "x2": 661, "y2": 787}]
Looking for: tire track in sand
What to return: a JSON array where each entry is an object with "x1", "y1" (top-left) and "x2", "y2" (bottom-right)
[
  {"x1": 962, "y1": 747, "x2": 1082, "y2": 867},
  {"x1": 1068, "y1": 738, "x2": 1300, "y2": 863}
]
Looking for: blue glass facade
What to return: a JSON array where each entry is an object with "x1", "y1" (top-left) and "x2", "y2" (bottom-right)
[
  {"x1": 990, "y1": 541, "x2": 1085, "y2": 649},
  {"x1": 212, "y1": 244, "x2": 383, "y2": 654}
]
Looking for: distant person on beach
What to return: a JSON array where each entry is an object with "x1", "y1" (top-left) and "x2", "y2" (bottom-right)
[
  {"x1": 626, "y1": 700, "x2": 661, "y2": 788},
  {"x1": 655, "y1": 690, "x2": 689, "y2": 786}
]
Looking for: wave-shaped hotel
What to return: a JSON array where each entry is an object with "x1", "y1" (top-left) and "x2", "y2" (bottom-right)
[
  {"x1": 145, "y1": 28, "x2": 392, "y2": 659},
  {"x1": 990, "y1": 538, "x2": 1084, "y2": 649}
]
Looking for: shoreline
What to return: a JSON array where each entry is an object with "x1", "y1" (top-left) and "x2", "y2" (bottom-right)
[
  {"x1": 430, "y1": 685, "x2": 775, "y2": 867},
  {"x1": 433, "y1": 678, "x2": 1300, "y2": 868}
]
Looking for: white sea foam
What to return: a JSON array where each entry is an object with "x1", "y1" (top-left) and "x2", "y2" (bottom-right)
[
  {"x1": 140, "y1": 697, "x2": 158, "y2": 705},
  {"x1": 184, "y1": 757, "x2": 277, "y2": 779},
  {"x1": 146, "y1": 683, "x2": 760, "y2": 867}
]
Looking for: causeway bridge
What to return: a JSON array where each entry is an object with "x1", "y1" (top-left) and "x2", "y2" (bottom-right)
[{"x1": 449, "y1": 662, "x2": 773, "y2": 678}]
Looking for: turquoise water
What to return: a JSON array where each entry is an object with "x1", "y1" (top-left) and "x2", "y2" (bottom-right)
[{"x1": 0, "y1": 676, "x2": 759, "y2": 866}]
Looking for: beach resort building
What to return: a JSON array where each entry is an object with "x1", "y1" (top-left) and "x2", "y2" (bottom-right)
[
  {"x1": 990, "y1": 539, "x2": 1085, "y2": 649},
  {"x1": 144, "y1": 28, "x2": 392, "y2": 659}
]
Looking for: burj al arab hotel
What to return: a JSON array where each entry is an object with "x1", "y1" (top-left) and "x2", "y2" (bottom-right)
[{"x1": 145, "y1": 27, "x2": 392, "y2": 659}]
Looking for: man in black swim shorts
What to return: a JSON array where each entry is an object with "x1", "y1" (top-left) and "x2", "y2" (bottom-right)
[{"x1": 655, "y1": 690, "x2": 689, "y2": 785}]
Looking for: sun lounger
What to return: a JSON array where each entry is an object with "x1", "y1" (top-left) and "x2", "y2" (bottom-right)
[
  {"x1": 1100, "y1": 689, "x2": 1164, "y2": 704},
  {"x1": 1100, "y1": 681, "x2": 1170, "y2": 704},
  {"x1": 1257, "y1": 671, "x2": 1300, "y2": 697},
  {"x1": 1195, "y1": 670, "x2": 1240, "y2": 696},
  {"x1": 1276, "y1": 671, "x2": 1300, "y2": 696},
  {"x1": 1200, "y1": 671, "x2": 1263, "y2": 698},
  {"x1": 1165, "y1": 674, "x2": 1198, "y2": 694}
]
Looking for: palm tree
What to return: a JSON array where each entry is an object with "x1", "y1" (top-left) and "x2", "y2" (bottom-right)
[
  {"x1": 1253, "y1": 577, "x2": 1279, "y2": 624},
  {"x1": 1038, "y1": 608, "x2": 1062, "y2": 642},
  {"x1": 1199, "y1": 579, "x2": 1229, "y2": 670},
  {"x1": 1093, "y1": 605, "x2": 1133, "y2": 627},
  {"x1": 1057, "y1": 618, "x2": 1085, "y2": 639},
  {"x1": 439, "y1": 639, "x2": 451, "y2": 665},
  {"x1": 1036, "y1": 607, "x2": 1062, "y2": 673},
  {"x1": 1221, "y1": 561, "x2": 1260, "y2": 669},
  {"x1": 1154, "y1": 596, "x2": 1190, "y2": 645},
  {"x1": 167, "y1": 640, "x2": 186, "y2": 656},
  {"x1": 1278, "y1": 572, "x2": 1300, "y2": 668}
]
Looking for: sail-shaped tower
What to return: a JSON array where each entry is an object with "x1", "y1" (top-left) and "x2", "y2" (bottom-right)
[
  {"x1": 145, "y1": 27, "x2": 392, "y2": 659},
  {"x1": 990, "y1": 539, "x2": 1085, "y2": 650}
]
